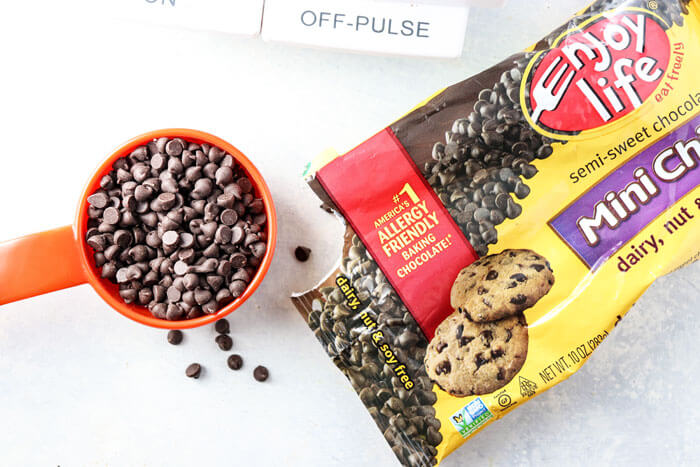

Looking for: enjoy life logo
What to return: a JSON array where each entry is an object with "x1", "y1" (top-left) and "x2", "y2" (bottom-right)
[{"x1": 522, "y1": 8, "x2": 671, "y2": 136}]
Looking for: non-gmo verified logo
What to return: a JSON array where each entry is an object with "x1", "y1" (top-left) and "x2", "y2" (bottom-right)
[{"x1": 450, "y1": 397, "x2": 493, "y2": 439}]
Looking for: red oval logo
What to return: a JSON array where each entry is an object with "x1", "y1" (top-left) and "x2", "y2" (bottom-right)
[{"x1": 523, "y1": 10, "x2": 670, "y2": 136}]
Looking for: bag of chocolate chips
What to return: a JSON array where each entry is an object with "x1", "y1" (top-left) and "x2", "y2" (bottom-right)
[{"x1": 292, "y1": 1, "x2": 699, "y2": 465}]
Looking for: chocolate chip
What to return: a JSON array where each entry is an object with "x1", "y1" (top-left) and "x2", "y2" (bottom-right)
[
  {"x1": 253, "y1": 365, "x2": 269, "y2": 382},
  {"x1": 215, "y1": 334, "x2": 233, "y2": 351},
  {"x1": 228, "y1": 280, "x2": 247, "y2": 298},
  {"x1": 220, "y1": 209, "x2": 238, "y2": 226},
  {"x1": 165, "y1": 139, "x2": 184, "y2": 157},
  {"x1": 166, "y1": 304, "x2": 185, "y2": 321},
  {"x1": 510, "y1": 273, "x2": 527, "y2": 282},
  {"x1": 435, "y1": 360, "x2": 451, "y2": 375},
  {"x1": 103, "y1": 207, "x2": 120, "y2": 225},
  {"x1": 227, "y1": 354, "x2": 243, "y2": 370},
  {"x1": 510, "y1": 294, "x2": 527, "y2": 305},
  {"x1": 295, "y1": 246, "x2": 311, "y2": 262},
  {"x1": 87, "y1": 192, "x2": 109, "y2": 209},
  {"x1": 480, "y1": 330, "x2": 493, "y2": 346},
  {"x1": 485, "y1": 270, "x2": 498, "y2": 280},
  {"x1": 167, "y1": 330, "x2": 183, "y2": 345},
  {"x1": 230, "y1": 253, "x2": 247, "y2": 268},
  {"x1": 185, "y1": 363, "x2": 202, "y2": 379},
  {"x1": 250, "y1": 242, "x2": 266, "y2": 258},
  {"x1": 215, "y1": 318, "x2": 230, "y2": 334}
]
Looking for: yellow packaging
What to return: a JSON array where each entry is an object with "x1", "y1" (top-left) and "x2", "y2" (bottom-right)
[{"x1": 292, "y1": 1, "x2": 699, "y2": 465}]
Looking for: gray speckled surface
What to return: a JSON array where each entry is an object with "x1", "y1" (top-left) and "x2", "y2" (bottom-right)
[{"x1": 0, "y1": 0, "x2": 697, "y2": 465}]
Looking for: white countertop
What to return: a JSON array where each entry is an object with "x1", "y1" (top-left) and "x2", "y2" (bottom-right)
[{"x1": 0, "y1": 1, "x2": 698, "y2": 466}]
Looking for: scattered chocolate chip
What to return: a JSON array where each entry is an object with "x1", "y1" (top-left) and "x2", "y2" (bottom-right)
[
  {"x1": 215, "y1": 334, "x2": 233, "y2": 351},
  {"x1": 294, "y1": 246, "x2": 311, "y2": 262},
  {"x1": 186, "y1": 363, "x2": 202, "y2": 379},
  {"x1": 227, "y1": 354, "x2": 243, "y2": 370},
  {"x1": 167, "y1": 330, "x2": 183, "y2": 345},
  {"x1": 253, "y1": 365, "x2": 269, "y2": 382},
  {"x1": 215, "y1": 318, "x2": 230, "y2": 334}
]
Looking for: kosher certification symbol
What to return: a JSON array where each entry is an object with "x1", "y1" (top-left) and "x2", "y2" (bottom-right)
[{"x1": 519, "y1": 375, "x2": 537, "y2": 397}]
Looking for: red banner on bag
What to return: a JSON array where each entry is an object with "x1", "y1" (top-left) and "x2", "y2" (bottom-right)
[{"x1": 317, "y1": 128, "x2": 478, "y2": 339}]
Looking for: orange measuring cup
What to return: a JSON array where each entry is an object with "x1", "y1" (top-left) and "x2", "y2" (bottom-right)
[{"x1": 0, "y1": 129, "x2": 277, "y2": 329}]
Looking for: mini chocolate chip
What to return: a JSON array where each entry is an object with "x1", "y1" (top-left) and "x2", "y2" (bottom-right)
[
  {"x1": 215, "y1": 318, "x2": 230, "y2": 334},
  {"x1": 186, "y1": 363, "x2": 202, "y2": 379},
  {"x1": 162, "y1": 230, "x2": 179, "y2": 247},
  {"x1": 215, "y1": 334, "x2": 233, "y2": 351},
  {"x1": 167, "y1": 330, "x2": 183, "y2": 345},
  {"x1": 207, "y1": 275, "x2": 225, "y2": 291},
  {"x1": 202, "y1": 299, "x2": 219, "y2": 314},
  {"x1": 253, "y1": 365, "x2": 269, "y2": 382},
  {"x1": 474, "y1": 354, "x2": 488, "y2": 369},
  {"x1": 103, "y1": 207, "x2": 120, "y2": 225},
  {"x1": 295, "y1": 246, "x2": 311, "y2": 262},
  {"x1": 166, "y1": 304, "x2": 185, "y2": 321},
  {"x1": 231, "y1": 226, "x2": 245, "y2": 244},
  {"x1": 510, "y1": 294, "x2": 527, "y2": 305},
  {"x1": 436, "y1": 342, "x2": 448, "y2": 353},
  {"x1": 485, "y1": 270, "x2": 498, "y2": 280},
  {"x1": 477, "y1": 286, "x2": 488, "y2": 295},
  {"x1": 227, "y1": 354, "x2": 243, "y2": 370},
  {"x1": 531, "y1": 263, "x2": 545, "y2": 272},
  {"x1": 250, "y1": 241, "x2": 267, "y2": 258},
  {"x1": 229, "y1": 280, "x2": 247, "y2": 298},
  {"x1": 195, "y1": 288, "x2": 213, "y2": 306},
  {"x1": 165, "y1": 139, "x2": 184, "y2": 157},
  {"x1": 460, "y1": 335, "x2": 474, "y2": 347},
  {"x1": 510, "y1": 273, "x2": 528, "y2": 282},
  {"x1": 220, "y1": 209, "x2": 238, "y2": 226},
  {"x1": 87, "y1": 192, "x2": 109, "y2": 209},
  {"x1": 230, "y1": 253, "x2": 247, "y2": 268},
  {"x1": 435, "y1": 360, "x2": 451, "y2": 375},
  {"x1": 481, "y1": 330, "x2": 493, "y2": 346}
]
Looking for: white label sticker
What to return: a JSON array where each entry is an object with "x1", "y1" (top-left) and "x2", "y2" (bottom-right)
[{"x1": 261, "y1": 0, "x2": 470, "y2": 58}]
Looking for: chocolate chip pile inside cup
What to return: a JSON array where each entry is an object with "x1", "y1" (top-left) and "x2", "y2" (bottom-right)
[{"x1": 85, "y1": 137, "x2": 268, "y2": 321}]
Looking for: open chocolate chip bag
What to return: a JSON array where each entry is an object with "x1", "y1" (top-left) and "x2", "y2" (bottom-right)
[{"x1": 292, "y1": 1, "x2": 700, "y2": 465}]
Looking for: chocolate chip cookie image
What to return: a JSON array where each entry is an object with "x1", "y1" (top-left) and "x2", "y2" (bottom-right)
[
  {"x1": 425, "y1": 312, "x2": 528, "y2": 397},
  {"x1": 450, "y1": 249, "x2": 554, "y2": 323}
]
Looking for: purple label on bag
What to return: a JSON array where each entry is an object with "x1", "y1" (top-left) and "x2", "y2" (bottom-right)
[{"x1": 550, "y1": 114, "x2": 700, "y2": 269}]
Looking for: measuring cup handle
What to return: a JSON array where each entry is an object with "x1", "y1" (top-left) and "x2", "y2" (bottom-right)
[{"x1": 0, "y1": 225, "x2": 87, "y2": 306}]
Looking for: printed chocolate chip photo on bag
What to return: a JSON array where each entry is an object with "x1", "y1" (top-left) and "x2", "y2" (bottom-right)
[{"x1": 292, "y1": 1, "x2": 699, "y2": 465}]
